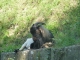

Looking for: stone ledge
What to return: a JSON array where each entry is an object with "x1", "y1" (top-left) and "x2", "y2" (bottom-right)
[{"x1": 0, "y1": 45, "x2": 80, "y2": 60}]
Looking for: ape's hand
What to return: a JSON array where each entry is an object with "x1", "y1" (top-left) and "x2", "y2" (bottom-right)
[{"x1": 14, "y1": 49, "x2": 19, "y2": 53}]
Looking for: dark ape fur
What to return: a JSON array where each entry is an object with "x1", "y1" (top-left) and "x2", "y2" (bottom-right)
[
  {"x1": 38, "y1": 25, "x2": 54, "y2": 42},
  {"x1": 14, "y1": 49, "x2": 19, "y2": 53},
  {"x1": 30, "y1": 22, "x2": 45, "y2": 37},
  {"x1": 30, "y1": 37, "x2": 43, "y2": 49},
  {"x1": 30, "y1": 22, "x2": 54, "y2": 49},
  {"x1": 30, "y1": 40, "x2": 40, "y2": 49}
]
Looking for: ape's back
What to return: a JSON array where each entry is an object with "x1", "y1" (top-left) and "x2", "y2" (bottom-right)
[{"x1": 39, "y1": 25, "x2": 53, "y2": 42}]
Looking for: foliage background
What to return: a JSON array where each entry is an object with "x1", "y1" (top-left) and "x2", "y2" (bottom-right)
[{"x1": 0, "y1": 0, "x2": 80, "y2": 52}]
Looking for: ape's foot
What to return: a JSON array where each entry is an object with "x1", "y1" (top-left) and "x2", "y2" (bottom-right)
[{"x1": 41, "y1": 42, "x2": 53, "y2": 48}]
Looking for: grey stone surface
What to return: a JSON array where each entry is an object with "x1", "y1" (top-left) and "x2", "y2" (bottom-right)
[{"x1": 0, "y1": 45, "x2": 80, "y2": 60}]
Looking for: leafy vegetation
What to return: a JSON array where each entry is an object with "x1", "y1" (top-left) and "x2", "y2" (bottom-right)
[{"x1": 0, "y1": 0, "x2": 80, "y2": 52}]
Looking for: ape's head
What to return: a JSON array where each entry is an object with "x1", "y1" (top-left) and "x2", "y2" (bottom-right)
[
  {"x1": 34, "y1": 22, "x2": 45, "y2": 28},
  {"x1": 30, "y1": 22, "x2": 45, "y2": 37}
]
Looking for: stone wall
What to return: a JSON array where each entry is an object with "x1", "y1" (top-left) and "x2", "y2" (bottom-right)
[{"x1": 0, "y1": 45, "x2": 80, "y2": 60}]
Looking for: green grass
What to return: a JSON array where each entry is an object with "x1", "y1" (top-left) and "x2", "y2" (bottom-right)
[{"x1": 0, "y1": 0, "x2": 80, "y2": 52}]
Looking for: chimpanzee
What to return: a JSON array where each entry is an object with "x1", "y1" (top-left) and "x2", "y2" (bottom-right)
[{"x1": 30, "y1": 22, "x2": 54, "y2": 49}]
